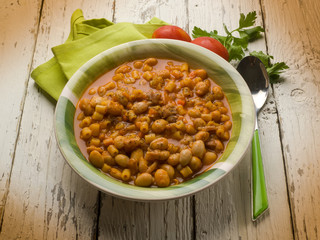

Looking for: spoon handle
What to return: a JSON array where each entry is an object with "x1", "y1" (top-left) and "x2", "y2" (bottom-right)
[{"x1": 252, "y1": 128, "x2": 269, "y2": 220}]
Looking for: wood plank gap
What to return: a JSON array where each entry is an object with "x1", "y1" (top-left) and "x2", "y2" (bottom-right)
[
  {"x1": 259, "y1": 0, "x2": 296, "y2": 238},
  {"x1": 192, "y1": 195, "x2": 196, "y2": 240},
  {"x1": 94, "y1": 191, "x2": 102, "y2": 240},
  {"x1": 0, "y1": 0, "x2": 45, "y2": 232},
  {"x1": 112, "y1": 0, "x2": 116, "y2": 22}
]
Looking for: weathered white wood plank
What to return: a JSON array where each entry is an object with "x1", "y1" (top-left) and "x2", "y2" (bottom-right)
[
  {"x1": 261, "y1": 0, "x2": 320, "y2": 238},
  {"x1": 188, "y1": 0, "x2": 293, "y2": 239},
  {"x1": 0, "y1": 0, "x2": 42, "y2": 224},
  {"x1": 0, "y1": 1, "x2": 114, "y2": 239},
  {"x1": 98, "y1": 1, "x2": 194, "y2": 239}
]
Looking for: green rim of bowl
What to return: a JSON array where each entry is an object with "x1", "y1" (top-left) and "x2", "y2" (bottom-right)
[{"x1": 54, "y1": 39, "x2": 255, "y2": 201}]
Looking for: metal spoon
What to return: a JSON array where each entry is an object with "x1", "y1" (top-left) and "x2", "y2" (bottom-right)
[{"x1": 237, "y1": 56, "x2": 269, "y2": 221}]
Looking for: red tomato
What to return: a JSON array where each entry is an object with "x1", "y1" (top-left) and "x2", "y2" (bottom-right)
[
  {"x1": 152, "y1": 25, "x2": 191, "y2": 42},
  {"x1": 191, "y1": 37, "x2": 229, "y2": 61}
]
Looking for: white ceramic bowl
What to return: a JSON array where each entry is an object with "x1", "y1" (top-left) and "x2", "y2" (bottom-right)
[{"x1": 54, "y1": 39, "x2": 255, "y2": 201}]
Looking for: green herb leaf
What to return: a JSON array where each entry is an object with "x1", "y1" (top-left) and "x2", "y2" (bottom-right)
[
  {"x1": 239, "y1": 11, "x2": 257, "y2": 28},
  {"x1": 250, "y1": 51, "x2": 273, "y2": 67},
  {"x1": 267, "y1": 62, "x2": 289, "y2": 82},
  {"x1": 250, "y1": 51, "x2": 289, "y2": 83},
  {"x1": 192, "y1": 26, "x2": 212, "y2": 38},
  {"x1": 228, "y1": 45, "x2": 245, "y2": 61},
  {"x1": 238, "y1": 26, "x2": 264, "y2": 42}
]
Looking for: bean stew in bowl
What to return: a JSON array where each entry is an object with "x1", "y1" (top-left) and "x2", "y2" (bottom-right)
[{"x1": 55, "y1": 39, "x2": 255, "y2": 200}]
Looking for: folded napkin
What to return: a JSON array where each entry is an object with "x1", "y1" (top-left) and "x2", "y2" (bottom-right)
[{"x1": 31, "y1": 9, "x2": 167, "y2": 100}]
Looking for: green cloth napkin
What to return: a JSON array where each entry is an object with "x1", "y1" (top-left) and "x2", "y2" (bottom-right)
[{"x1": 31, "y1": 9, "x2": 167, "y2": 100}]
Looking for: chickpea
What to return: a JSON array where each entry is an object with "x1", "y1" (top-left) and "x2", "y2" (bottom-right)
[
  {"x1": 139, "y1": 158, "x2": 148, "y2": 173},
  {"x1": 128, "y1": 158, "x2": 138, "y2": 172},
  {"x1": 89, "y1": 138, "x2": 101, "y2": 147},
  {"x1": 88, "y1": 88, "x2": 96, "y2": 95},
  {"x1": 211, "y1": 110, "x2": 221, "y2": 122},
  {"x1": 214, "y1": 139, "x2": 224, "y2": 153},
  {"x1": 195, "y1": 81, "x2": 209, "y2": 96},
  {"x1": 180, "y1": 149, "x2": 192, "y2": 166},
  {"x1": 193, "y1": 118, "x2": 206, "y2": 130},
  {"x1": 154, "y1": 169, "x2": 170, "y2": 187},
  {"x1": 110, "y1": 168, "x2": 122, "y2": 180},
  {"x1": 77, "y1": 112, "x2": 85, "y2": 121},
  {"x1": 171, "y1": 131, "x2": 184, "y2": 140},
  {"x1": 131, "y1": 70, "x2": 141, "y2": 80},
  {"x1": 160, "y1": 164, "x2": 175, "y2": 179},
  {"x1": 143, "y1": 64, "x2": 153, "y2": 72},
  {"x1": 89, "y1": 150, "x2": 104, "y2": 168},
  {"x1": 195, "y1": 131, "x2": 210, "y2": 142},
  {"x1": 116, "y1": 65, "x2": 132, "y2": 74},
  {"x1": 151, "y1": 119, "x2": 168, "y2": 134},
  {"x1": 97, "y1": 86, "x2": 106, "y2": 96},
  {"x1": 189, "y1": 156, "x2": 202, "y2": 172},
  {"x1": 150, "y1": 137, "x2": 169, "y2": 150},
  {"x1": 108, "y1": 102, "x2": 124, "y2": 116},
  {"x1": 80, "y1": 127, "x2": 92, "y2": 140},
  {"x1": 102, "y1": 151, "x2": 115, "y2": 166},
  {"x1": 180, "y1": 135, "x2": 193, "y2": 145},
  {"x1": 205, "y1": 101, "x2": 217, "y2": 111},
  {"x1": 216, "y1": 126, "x2": 225, "y2": 139},
  {"x1": 89, "y1": 123, "x2": 100, "y2": 137},
  {"x1": 203, "y1": 152, "x2": 218, "y2": 165},
  {"x1": 121, "y1": 169, "x2": 131, "y2": 182},
  {"x1": 79, "y1": 116, "x2": 92, "y2": 128},
  {"x1": 224, "y1": 120, "x2": 232, "y2": 131},
  {"x1": 145, "y1": 133, "x2": 156, "y2": 144},
  {"x1": 79, "y1": 98, "x2": 90, "y2": 111},
  {"x1": 168, "y1": 144, "x2": 180, "y2": 154},
  {"x1": 135, "y1": 173, "x2": 153, "y2": 187},
  {"x1": 201, "y1": 113, "x2": 212, "y2": 122},
  {"x1": 189, "y1": 69, "x2": 207, "y2": 79},
  {"x1": 100, "y1": 119, "x2": 111, "y2": 129},
  {"x1": 192, "y1": 140, "x2": 206, "y2": 159},
  {"x1": 145, "y1": 58, "x2": 158, "y2": 66},
  {"x1": 145, "y1": 150, "x2": 170, "y2": 162},
  {"x1": 186, "y1": 124, "x2": 196, "y2": 135},
  {"x1": 172, "y1": 70, "x2": 183, "y2": 79},
  {"x1": 103, "y1": 138, "x2": 114, "y2": 147},
  {"x1": 133, "y1": 61, "x2": 143, "y2": 69},
  {"x1": 213, "y1": 86, "x2": 224, "y2": 100},
  {"x1": 132, "y1": 101, "x2": 149, "y2": 114},
  {"x1": 157, "y1": 69, "x2": 170, "y2": 79},
  {"x1": 165, "y1": 81, "x2": 177, "y2": 92},
  {"x1": 220, "y1": 114, "x2": 230, "y2": 122},
  {"x1": 123, "y1": 136, "x2": 141, "y2": 152},
  {"x1": 84, "y1": 105, "x2": 94, "y2": 116},
  {"x1": 176, "y1": 105, "x2": 187, "y2": 115},
  {"x1": 115, "y1": 154, "x2": 130, "y2": 168},
  {"x1": 222, "y1": 131, "x2": 230, "y2": 141},
  {"x1": 140, "y1": 122, "x2": 149, "y2": 134},
  {"x1": 101, "y1": 163, "x2": 111, "y2": 173},
  {"x1": 167, "y1": 153, "x2": 180, "y2": 166},
  {"x1": 142, "y1": 71, "x2": 153, "y2": 81},
  {"x1": 114, "y1": 136, "x2": 125, "y2": 150}
]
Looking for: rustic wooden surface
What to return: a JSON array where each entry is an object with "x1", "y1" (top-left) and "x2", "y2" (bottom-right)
[{"x1": 0, "y1": 0, "x2": 319, "y2": 239}]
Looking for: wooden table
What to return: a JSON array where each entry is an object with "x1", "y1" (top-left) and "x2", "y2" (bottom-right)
[{"x1": 0, "y1": 0, "x2": 319, "y2": 239}]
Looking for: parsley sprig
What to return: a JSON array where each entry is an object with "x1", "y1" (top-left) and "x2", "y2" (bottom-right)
[{"x1": 192, "y1": 11, "x2": 288, "y2": 83}]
